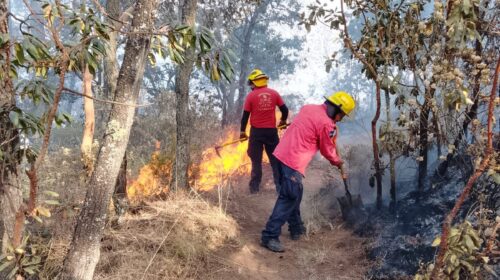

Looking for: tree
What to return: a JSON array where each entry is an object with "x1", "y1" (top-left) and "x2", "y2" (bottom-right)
[
  {"x1": 202, "y1": 0, "x2": 303, "y2": 126},
  {"x1": 61, "y1": 0, "x2": 157, "y2": 278},
  {"x1": 0, "y1": 0, "x2": 23, "y2": 252},
  {"x1": 172, "y1": 0, "x2": 197, "y2": 190},
  {"x1": 80, "y1": 64, "x2": 94, "y2": 173}
]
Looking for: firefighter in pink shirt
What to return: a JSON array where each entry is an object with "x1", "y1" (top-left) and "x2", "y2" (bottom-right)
[{"x1": 261, "y1": 91, "x2": 356, "y2": 252}]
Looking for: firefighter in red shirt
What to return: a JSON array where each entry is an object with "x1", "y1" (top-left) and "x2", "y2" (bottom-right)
[
  {"x1": 240, "y1": 69, "x2": 289, "y2": 194},
  {"x1": 260, "y1": 91, "x2": 356, "y2": 252}
]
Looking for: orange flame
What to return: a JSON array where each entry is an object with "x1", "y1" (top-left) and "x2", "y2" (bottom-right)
[
  {"x1": 127, "y1": 110, "x2": 289, "y2": 199},
  {"x1": 127, "y1": 151, "x2": 171, "y2": 202},
  {"x1": 196, "y1": 130, "x2": 261, "y2": 191}
]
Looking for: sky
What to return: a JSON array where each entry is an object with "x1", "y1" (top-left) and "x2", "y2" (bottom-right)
[{"x1": 269, "y1": 0, "x2": 343, "y2": 104}]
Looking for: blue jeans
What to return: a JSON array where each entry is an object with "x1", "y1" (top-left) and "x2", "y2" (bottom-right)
[{"x1": 261, "y1": 161, "x2": 304, "y2": 243}]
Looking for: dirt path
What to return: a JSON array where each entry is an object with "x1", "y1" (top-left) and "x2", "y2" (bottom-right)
[{"x1": 209, "y1": 162, "x2": 372, "y2": 280}]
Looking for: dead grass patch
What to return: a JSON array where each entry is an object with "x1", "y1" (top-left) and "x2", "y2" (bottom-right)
[{"x1": 94, "y1": 192, "x2": 239, "y2": 280}]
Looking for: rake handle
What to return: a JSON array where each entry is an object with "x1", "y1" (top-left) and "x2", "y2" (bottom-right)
[{"x1": 216, "y1": 123, "x2": 290, "y2": 150}]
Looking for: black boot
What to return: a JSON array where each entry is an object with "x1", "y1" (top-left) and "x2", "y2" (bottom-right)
[{"x1": 261, "y1": 239, "x2": 285, "y2": 252}]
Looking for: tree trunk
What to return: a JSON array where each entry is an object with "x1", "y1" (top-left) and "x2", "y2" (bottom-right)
[
  {"x1": 81, "y1": 64, "x2": 95, "y2": 174},
  {"x1": 61, "y1": 0, "x2": 155, "y2": 278},
  {"x1": 173, "y1": 0, "x2": 197, "y2": 190},
  {"x1": 0, "y1": 0, "x2": 23, "y2": 254},
  {"x1": 103, "y1": 0, "x2": 131, "y2": 217},
  {"x1": 384, "y1": 89, "x2": 396, "y2": 209},
  {"x1": 103, "y1": 0, "x2": 120, "y2": 102},
  {"x1": 417, "y1": 87, "x2": 434, "y2": 190},
  {"x1": 234, "y1": 0, "x2": 270, "y2": 117},
  {"x1": 372, "y1": 83, "x2": 383, "y2": 209},
  {"x1": 112, "y1": 152, "x2": 128, "y2": 218}
]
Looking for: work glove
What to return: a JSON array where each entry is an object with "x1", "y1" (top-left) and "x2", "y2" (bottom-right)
[
  {"x1": 239, "y1": 131, "x2": 248, "y2": 140},
  {"x1": 339, "y1": 163, "x2": 348, "y2": 180},
  {"x1": 278, "y1": 119, "x2": 287, "y2": 128}
]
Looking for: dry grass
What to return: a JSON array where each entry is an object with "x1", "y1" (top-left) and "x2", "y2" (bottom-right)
[
  {"x1": 37, "y1": 193, "x2": 239, "y2": 280},
  {"x1": 94, "y1": 192, "x2": 239, "y2": 280}
]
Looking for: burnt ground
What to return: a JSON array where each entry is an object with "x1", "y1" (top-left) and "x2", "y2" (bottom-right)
[{"x1": 361, "y1": 155, "x2": 500, "y2": 279}]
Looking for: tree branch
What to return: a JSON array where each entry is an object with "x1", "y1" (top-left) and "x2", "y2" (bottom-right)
[
  {"x1": 62, "y1": 87, "x2": 152, "y2": 107},
  {"x1": 431, "y1": 55, "x2": 500, "y2": 279}
]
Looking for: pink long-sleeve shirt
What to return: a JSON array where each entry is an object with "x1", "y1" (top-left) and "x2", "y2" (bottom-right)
[{"x1": 273, "y1": 104, "x2": 342, "y2": 176}]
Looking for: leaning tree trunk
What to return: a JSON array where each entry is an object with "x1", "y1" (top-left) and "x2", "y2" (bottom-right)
[
  {"x1": 0, "y1": 0, "x2": 23, "y2": 254},
  {"x1": 103, "y1": 0, "x2": 129, "y2": 217},
  {"x1": 61, "y1": 0, "x2": 155, "y2": 278},
  {"x1": 81, "y1": 64, "x2": 95, "y2": 174},
  {"x1": 173, "y1": 0, "x2": 197, "y2": 190}
]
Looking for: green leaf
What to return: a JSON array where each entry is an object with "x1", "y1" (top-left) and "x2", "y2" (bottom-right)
[
  {"x1": 14, "y1": 43, "x2": 25, "y2": 64},
  {"x1": 33, "y1": 215, "x2": 43, "y2": 224},
  {"x1": 463, "y1": 0, "x2": 471, "y2": 15},
  {"x1": 0, "y1": 260, "x2": 13, "y2": 272},
  {"x1": 148, "y1": 52, "x2": 156, "y2": 66},
  {"x1": 9, "y1": 111, "x2": 19, "y2": 127},
  {"x1": 7, "y1": 265, "x2": 18, "y2": 279},
  {"x1": 44, "y1": 200, "x2": 61, "y2": 205},
  {"x1": 36, "y1": 206, "x2": 51, "y2": 218}
]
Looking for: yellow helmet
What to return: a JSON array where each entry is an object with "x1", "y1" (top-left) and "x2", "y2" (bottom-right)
[
  {"x1": 325, "y1": 91, "x2": 356, "y2": 115},
  {"x1": 247, "y1": 69, "x2": 268, "y2": 87}
]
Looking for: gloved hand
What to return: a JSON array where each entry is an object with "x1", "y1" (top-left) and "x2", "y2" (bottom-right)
[
  {"x1": 240, "y1": 131, "x2": 248, "y2": 140},
  {"x1": 339, "y1": 163, "x2": 348, "y2": 180},
  {"x1": 278, "y1": 119, "x2": 287, "y2": 128}
]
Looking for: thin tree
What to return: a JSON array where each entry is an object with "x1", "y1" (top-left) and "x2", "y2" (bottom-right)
[
  {"x1": 173, "y1": 0, "x2": 197, "y2": 190},
  {"x1": 0, "y1": 0, "x2": 23, "y2": 251},
  {"x1": 61, "y1": 0, "x2": 156, "y2": 278}
]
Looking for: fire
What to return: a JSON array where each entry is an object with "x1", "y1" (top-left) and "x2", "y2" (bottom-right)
[
  {"x1": 127, "y1": 151, "x2": 171, "y2": 202},
  {"x1": 127, "y1": 110, "x2": 289, "y2": 199},
  {"x1": 196, "y1": 130, "x2": 266, "y2": 191}
]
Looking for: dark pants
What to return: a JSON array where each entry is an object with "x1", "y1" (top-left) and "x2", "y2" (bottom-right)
[
  {"x1": 261, "y1": 161, "x2": 304, "y2": 243},
  {"x1": 247, "y1": 127, "x2": 280, "y2": 193}
]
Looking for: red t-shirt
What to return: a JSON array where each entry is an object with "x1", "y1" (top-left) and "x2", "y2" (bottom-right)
[{"x1": 243, "y1": 86, "x2": 284, "y2": 128}]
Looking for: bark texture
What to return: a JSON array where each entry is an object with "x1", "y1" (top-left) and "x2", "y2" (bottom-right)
[
  {"x1": 103, "y1": 0, "x2": 130, "y2": 217},
  {"x1": 81, "y1": 64, "x2": 95, "y2": 173},
  {"x1": 0, "y1": 0, "x2": 23, "y2": 254},
  {"x1": 61, "y1": 0, "x2": 156, "y2": 278},
  {"x1": 173, "y1": 0, "x2": 197, "y2": 190}
]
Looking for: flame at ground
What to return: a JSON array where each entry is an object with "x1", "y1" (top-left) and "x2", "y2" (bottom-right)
[
  {"x1": 127, "y1": 151, "x2": 171, "y2": 202},
  {"x1": 127, "y1": 124, "x2": 283, "y2": 199},
  {"x1": 196, "y1": 130, "x2": 269, "y2": 191}
]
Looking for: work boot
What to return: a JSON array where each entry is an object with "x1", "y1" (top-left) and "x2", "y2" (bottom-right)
[
  {"x1": 290, "y1": 225, "x2": 306, "y2": 241},
  {"x1": 290, "y1": 232, "x2": 302, "y2": 240},
  {"x1": 261, "y1": 239, "x2": 285, "y2": 252}
]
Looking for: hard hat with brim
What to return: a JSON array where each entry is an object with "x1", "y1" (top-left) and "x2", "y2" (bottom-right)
[
  {"x1": 248, "y1": 69, "x2": 269, "y2": 87},
  {"x1": 324, "y1": 91, "x2": 356, "y2": 115}
]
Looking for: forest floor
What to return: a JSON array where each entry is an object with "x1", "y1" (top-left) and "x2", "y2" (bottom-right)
[{"x1": 206, "y1": 162, "x2": 372, "y2": 280}]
